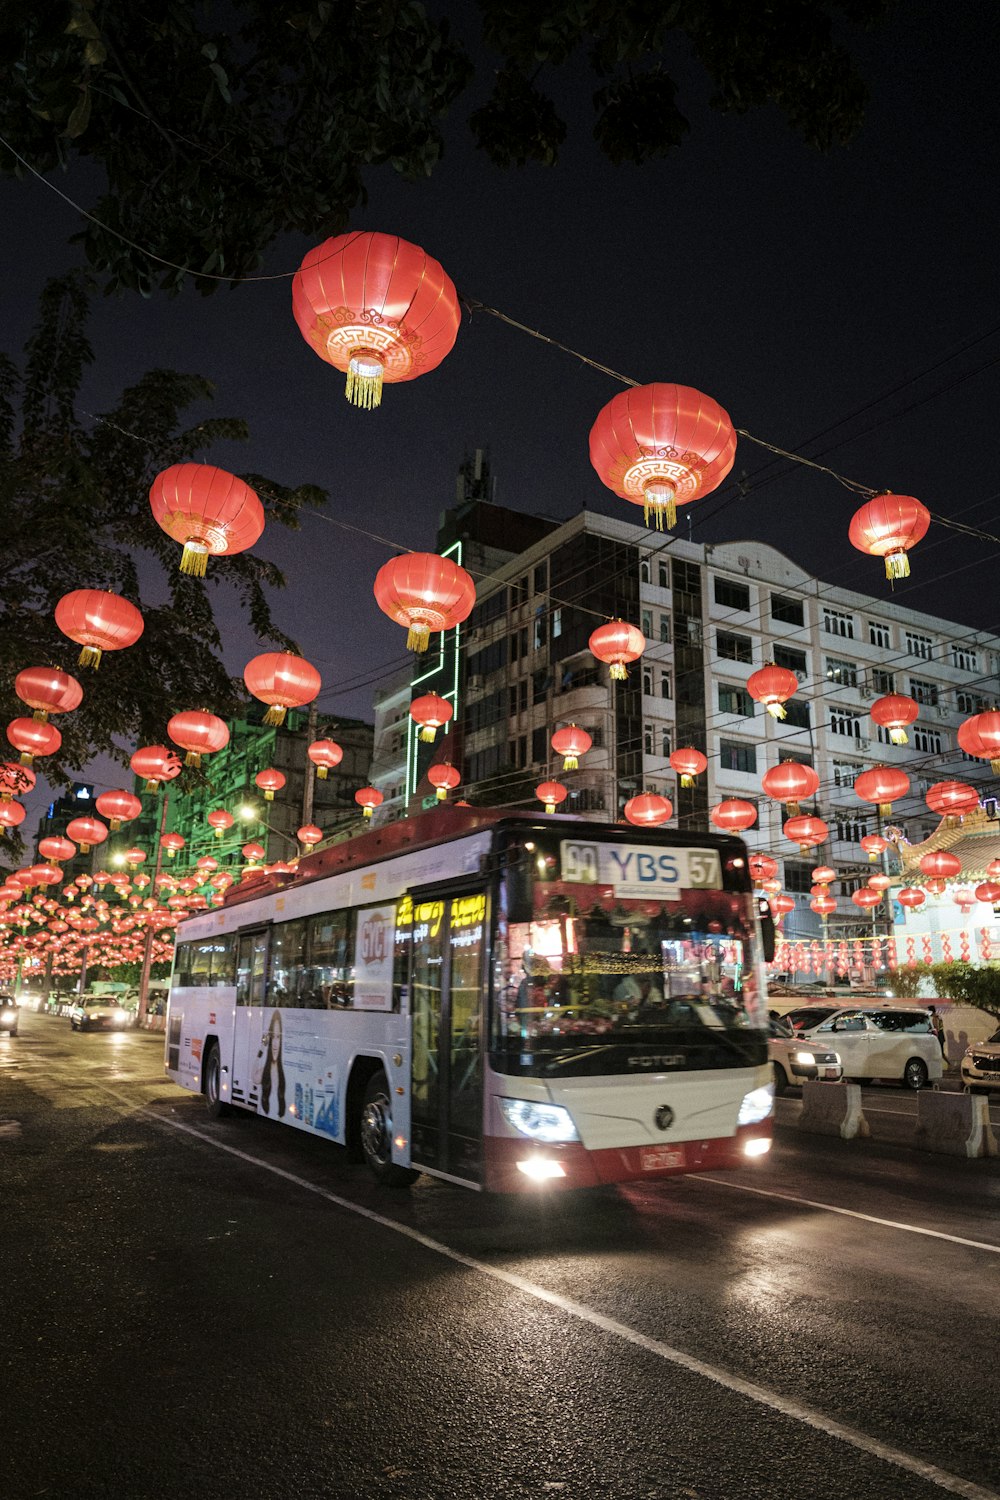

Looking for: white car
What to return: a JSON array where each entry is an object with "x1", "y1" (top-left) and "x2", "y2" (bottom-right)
[
  {"x1": 769, "y1": 1017, "x2": 842, "y2": 1095},
  {"x1": 782, "y1": 1003, "x2": 942, "y2": 1090},
  {"x1": 960, "y1": 1029, "x2": 1000, "y2": 1094},
  {"x1": 70, "y1": 995, "x2": 134, "y2": 1032}
]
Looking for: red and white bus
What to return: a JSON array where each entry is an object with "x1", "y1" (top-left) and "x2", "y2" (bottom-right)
[{"x1": 165, "y1": 807, "x2": 775, "y2": 1192}]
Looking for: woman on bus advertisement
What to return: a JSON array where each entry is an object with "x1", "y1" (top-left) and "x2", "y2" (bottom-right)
[{"x1": 253, "y1": 1010, "x2": 286, "y2": 1118}]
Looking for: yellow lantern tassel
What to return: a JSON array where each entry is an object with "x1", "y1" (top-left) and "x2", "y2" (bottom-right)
[
  {"x1": 185, "y1": 751, "x2": 202, "y2": 768},
  {"x1": 788, "y1": 800, "x2": 801, "y2": 817},
  {"x1": 78, "y1": 644, "x2": 102, "y2": 669},
  {"x1": 264, "y1": 789, "x2": 275, "y2": 802},
  {"x1": 32, "y1": 709, "x2": 49, "y2": 723},
  {"x1": 180, "y1": 542, "x2": 209, "y2": 577},
  {"x1": 436, "y1": 787, "x2": 447, "y2": 801},
  {"x1": 885, "y1": 550, "x2": 910, "y2": 580},
  {"x1": 263, "y1": 705, "x2": 287, "y2": 727},
  {"x1": 879, "y1": 801, "x2": 892, "y2": 818},
  {"x1": 610, "y1": 662, "x2": 627, "y2": 681},
  {"x1": 890, "y1": 728, "x2": 908, "y2": 744},
  {"x1": 406, "y1": 622, "x2": 431, "y2": 652},
  {"x1": 766, "y1": 702, "x2": 787, "y2": 719},
  {"x1": 544, "y1": 800, "x2": 556, "y2": 814},
  {"x1": 992, "y1": 758, "x2": 1000, "y2": 775},
  {"x1": 346, "y1": 353, "x2": 384, "y2": 410},
  {"x1": 362, "y1": 805, "x2": 373, "y2": 818},
  {"x1": 563, "y1": 754, "x2": 579, "y2": 771},
  {"x1": 681, "y1": 774, "x2": 693, "y2": 789},
  {"x1": 420, "y1": 726, "x2": 437, "y2": 743},
  {"x1": 868, "y1": 852, "x2": 877, "y2": 863},
  {"x1": 317, "y1": 767, "x2": 328, "y2": 780},
  {"x1": 214, "y1": 828, "x2": 223, "y2": 839},
  {"x1": 110, "y1": 818, "x2": 121, "y2": 832},
  {"x1": 144, "y1": 778, "x2": 158, "y2": 792},
  {"x1": 19, "y1": 752, "x2": 33, "y2": 767}
]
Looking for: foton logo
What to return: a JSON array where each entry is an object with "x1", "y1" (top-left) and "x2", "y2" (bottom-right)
[
  {"x1": 361, "y1": 913, "x2": 387, "y2": 967},
  {"x1": 628, "y1": 1054, "x2": 685, "y2": 1069}
]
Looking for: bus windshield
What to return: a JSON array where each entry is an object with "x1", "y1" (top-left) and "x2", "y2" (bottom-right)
[{"x1": 491, "y1": 832, "x2": 768, "y2": 1078}]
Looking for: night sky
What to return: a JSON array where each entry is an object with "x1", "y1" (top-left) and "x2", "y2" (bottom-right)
[{"x1": 3, "y1": 0, "x2": 1000, "y2": 826}]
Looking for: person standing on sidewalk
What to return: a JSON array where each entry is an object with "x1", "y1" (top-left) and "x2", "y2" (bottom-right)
[{"x1": 928, "y1": 1005, "x2": 948, "y2": 1064}]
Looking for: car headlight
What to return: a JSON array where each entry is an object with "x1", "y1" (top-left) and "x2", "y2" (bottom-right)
[
  {"x1": 499, "y1": 1098, "x2": 579, "y2": 1143},
  {"x1": 114, "y1": 1009, "x2": 128, "y2": 1021},
  {"x1": 737, "y1": 1084, "x2": 774, "y2": 1126},
  {"x1": 795, "y1": 1050, "x2": 818, "y2": 1066}
]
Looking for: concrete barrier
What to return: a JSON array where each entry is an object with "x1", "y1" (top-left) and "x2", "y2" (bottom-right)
[
  {"x1": 800, "y1": 1081, "x2": 869, "y2": 1140},
  {"x1": 914, "y1": 1091, "x2": 998, "y2": 1159}
]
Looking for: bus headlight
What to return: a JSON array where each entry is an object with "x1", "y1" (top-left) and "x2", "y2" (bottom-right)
[
  {"x1": 737, "y1": 1084, "x2": 774, "y2": 1126},
  {"x1": 499, "y1": 1098, "x2": 579, "y2": 1143}
]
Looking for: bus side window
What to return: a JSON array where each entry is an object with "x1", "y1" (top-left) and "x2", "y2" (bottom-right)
[
  {"x1": 174, "y1": 942, "x2": 193, "y2": 988},
  {"x1": 236, "y1": 937, "x2": 253, "y2": 1005}
]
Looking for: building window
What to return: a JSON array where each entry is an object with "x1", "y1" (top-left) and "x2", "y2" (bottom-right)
[
  {"x1": 660, "y1": 728, "x2": 672, "y2": 758},
  {"x1": 783, "y1": 698, "x2": 811, "y2": 729},
  {"x1": 909, "y1": 677, "x2": 939, "y2": 707},
  {"x1": 957, "y1": 691, "x2": 988, "y2": 714},
  {"x1": 823, "y1": 607, "x2": 854, "y2": 638},
  {"x1": 773, "y1": 645, "x2": 807, "y2": 676},
  {"x1": 952, "y1": 646, "x2": 978, "y2": 672},
  {"x1": 643, "y1": 724, "x2": 654, "y2": 756},
  {"x1": 551, "y1": 607, "x2": 562, "y2": 639},
  {"x1": 641, "y1": 609, "x2": 653, "y2": 638},
  {"x1": 869, "y1": 621, "x2": 891, "y2": 649},
  {"x1": 640, "y1": 558, "x2": 650, "y2": 584},
  {"x1": 912, "y1": 727, "x2": 943, "y2": 754},
  {"x1": 508, "y1": 686, "x2": 518, "y2": 718},
  {"x1": 905, "y1": 631, "x2": 933, "y2": 660},
  {"x1": 835, "y1": 816, "x2": 869, "y2": 843},
  {"x1": 659, "y1": 614, "x2": 670, "y2": 643},
  {"x1": 642, "y1": 667, "x2": 653, "y2": 696},
  {"x1": 826, "y1": 657, "x2": 858, "y2": 687},
  {"x1": 714, "y1": 578, "x2": 750, "y2": 611},
  {"x1": 519, "y1": 679, "x2": 528, "y2": 713},
  {"x1": 717, "y1": 630, "x2": 752, "y2": 664},
  {"x1": 833, "y1": 760, "x2": 860, "y2": 788},
  {"x1": 660, "y1": 671, "x2": 673, "y2": 699},
  {"x1": 830, "y1": 706, "x2": 863, "y2": 738},
  {"x1": 719, "y1": 739, "x2": 757, "y2": 774},
  {"x1": 771, "y1": 593, "x2": 804, "y2": 626},
  {"x1": 533, "y1": 616, "x2": 546, "y2": 652},
  {"x1": 871, "y1": 669, "x2": 895, "y2": 694},
  {"x1": 533, "y1": 561, "x2": 548, "y2": 594},
  {"x1": 531, "y1": 726, "x2": 547, "y2": 764},
  {"x1": 533, "y1": 669, "x2": 548, "y2": 705},
  {"x1": 783, "y1": 862, "x2": 815, "y2": 895},
  {"x1": 718, "y1": 684, "x2": 754, "y2": 717},
  {"x1": 657, "y1": 561, "x2": 669, "y2": 589}
]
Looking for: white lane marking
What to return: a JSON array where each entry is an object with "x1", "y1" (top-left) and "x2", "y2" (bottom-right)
[
  {"x1": 690, "y1": 1176, "x2": 1000, "y2": 1254},
  {"x1": 138, "y1": 1105, "x2": 996, "y2": 1500}
]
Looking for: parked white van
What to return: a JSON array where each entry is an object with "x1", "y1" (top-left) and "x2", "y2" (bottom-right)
[{"x1": 782, "y1": 1003, "x2": 942, "y2": 1090}]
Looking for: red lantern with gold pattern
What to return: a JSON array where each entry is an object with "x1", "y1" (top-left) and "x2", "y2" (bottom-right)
[
  {"x1": 897, "y1": 886, "x2": 926, "y2": 910},
  {"x1": 589, "y1": 383, "x2": 736, "y2": 530},
  {"x1": 536, "y1": 781, "x2": 567, "y2": 815},
  {"x1": 783, "y1": 815, "x2": 829, "y2": 854},
  {"x1": 410, "y1": 694, "x2": 453, "y2": 743},
  {"x1": 149, "y1": 463, "x2": 264, "y2": 577},
  {"x1": 925, "y1": 780, "x2": 979, "y2": 823},
  {"x1": 65, "y1": 817, "x2": 108, "y2": 854},
  {"x1": 747, "y1": 664, "x2": 798, "y2": 720},
  {"x1": 975, "y1": 881, "x2": 1000, "y2": 904},
  {"x1": 860, "y1": 834, "x2": 888, "y2": 863},
  {"x1": 669, "y1": 747, "x2": 707, "y2": 788},
  {"x1": 167, "y1": 710, "x2": 231, "y2": 767},
  {"x1": 870, "y1": 693, "x2": 919, "y2": 745},
  {"x1": 854, "y1": 765, "x2": 910, "y2": 819},
  {"x1": 812, "y1": 866, "x2": 837, "y2": 885},
  {"x1": 130, "y1": 746, "x2": 182, "y2": 792},
  {"x1": 54, "y1": 589, "x2": 144, "y2": 669},
  {"x1": 96, "y1": 790, "x2": 142, "y2": 831},
  {"x1": 427, "y1": 763, "x2": 460, "y2": 802},
  {"x1": 39, "y1": 836, "x2": 76, "y2": 865},
  {"x1": 811, "y1": 894, "x2": 837, "y2": 918},
  {"x1": 255, "y1": 769, "x2": 286, "y2": 803},
  {"x1": 588, "y1": 619, "x2": 646, "y2": 680},
  {"x1": 242, "y1": 841, "x2": 265, "y2": 863},
  {"x1": 919, "y1": 850, "x2": 961, "y2": 881},
  {"x1": 207, "y1": 809, "x2": 234, "y2": 840},
  {"x1": 761, "y1": 760, "x2": 819, "y2": 816},
  {"x1": 749, "y1": 854, "x2": 778, "y2": 884},
  {"x1": 161, "y1": 833, "x2": 186, "y2": 859},
  {"x1": 0, "y1": 763, "x2": 34, "y2": 802},
  {"x1": 308, "y1": 740, "x2": 343, "y2": 779},
  {"x1": 848, "y1": 492, "x2": 930, "y2": 580},
  {"x1": 14, "y1": 667, "x2": 82, "y2": 722},
  {"x1": 297, "y1": 824, "x2": 323, "y2": 851},
  {"x1": 710, "y1": 798, "x2": 757, "y2": 832},
  {"x1": 868, "y1": 873, "x2": 892, "y2": 891},
  {"x1": 355, "y1": 786, "x2": 383, "y2": 820},
  {"x1": 852, "y1": 887, "x2": 882, "y2": 910},
  {"x1": 551, "y1": 725, "x2": 592, "y2": 772},
  {"x1": 623, "y1": 793, "x2": 673, "y2": 827},
  {"x1": 957, "y1": 711, "x2": 1000, "y2": 774},
  {"x1": 373, "y1": 553, "x2": 475, "y2": 652},
  {"x1": 7, "y1": 718, "x2": 61, "y2": 767},
  {"x1": 292, "y1": 231, "x2": 461, "y2": 410},
  {"x1": 244, "y1": 653, "x2": 321, "y2": 726},
  {"x1": 770, "y1": 893, "x2": 795, "y2": 918}
]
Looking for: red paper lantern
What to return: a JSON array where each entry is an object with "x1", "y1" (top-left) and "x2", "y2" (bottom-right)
[
  {"x1": 868, "y1": 873, "x2": 892, "y2": 891},
  {"x1": 848, "y1": 492, "x2": 930, "y2": 580},
  {"x1": 854, "y1": 765, "x2": 910, "y2": 818},
  {"x1": 919, "y1": 850, "x2": 961, "y2": 881},
  {"x1": 957, "y1": 711, "x2": 1000, "y2": 774},
  {"x1": 167, "y1": 710, "x2": 231, "y2": 767},
  {"x1": 761, "y1": 760, "x2": 820, "y2": 816},
  {"x1": 54, "y1": 589, "x2": 143, "y2": 669},
  {"x1": 255, "y1": 769, "x2": 286, "y2": 803},
  {"x1": 860, "y1": 834, "x2": 888, "y2": 863},
  {"x1": 292, "y1": 231, "x2": 461, "y2": 409},
  {"x1": 14, "y1": 667, "x2": 83, "y2": 722},
  {"x1": 770, "y1": 893, "x2": 795, "y2": 917},
  {"x1": 710, "y1": 798, "x2": 757, "y2": 832},
  {"x1": 355, "y1": 786, "x2": 383, "y2": 820},
  {"x1": 987, "y1": 859, "x2": 1000, "y2": 881},
  {"x1": 7, "y1": 718, "x2": 61, "y2": 767},
  {"x1": 130, "y1": 746, "x2": 182, "y2": 792},
  {"x1": 373, "y1": 553, "x2": 475, "y2": 652},
  {"x1": 759, "y1": 877, "x2": 782, "y2": 895},
  {"x1": 811, "y1": 895, "x2": 837, "y2": 917},
  {"x1": 812, "y1": 866, "x2": 837, "y2": 885},
  {"x1": 308, "y1": 740, "x2": 343, "y2": 779},
  {"x1": 30, "y1": 863, "x2": 63, "y2": 889},
  {"x1": 953, "y1": 888, "x2": 976, "y2": 912},
  {"x1": 551, "y1": 724, "x2": 592, "y2": 772},
  {"x1": 65, "y1": 816, "x2": 108, "y2": 854},
  {"x1": 427, "y1": 763, "x2": 460, "y2": 802},
  {"x1": 207, "y1": 809, "x2": 234, "y2": 840},
  {"x1": 749, "y1": 854, "x2": 778, "y2": 883},
  {"x1": 669, "y1": 748, "x2": 707, "y2": 788},
  {"x1": 925, "y1": 780, "x2": 979, "y2": 823},
  {"x1": 149, "y1": 463, "x2": 265, "y2": 577},
  {"x1": 96, "y1": 791, "x2": 142, "y2": 831},
  {"x1": 410, "y1": 694, "x2": 453, "y2": 743},
  {"x1": 0, "y1": 802, "x2": 27, "y2": 831},
  {"x1": 975, "y1": 881, "x2": 1000, "y2": 904},
  {"x1": 588, "y1": 620, "x2": 645, "y2": 680},
  {"x1": 124, "y1": 846, "x2": 146, "y2": 868},
  {"x1": 536, "y1": 781, "x2": 567, "y2": 814},
  {"x1": 161, "y1": 833, "x2": 186, "y2": 859},
  {"x1": 623, "y1": 793, "x2": 673, "y2": 827},
  {"x1": 297, "y1": 824, "x2": 323, "y2": 850},
  {"x1": 0, "y1": 763, "x2": 35, "y2": 802},
  {"x1": 851, "y1": 888, "x2": 882, "y2": 910},
  {"x1": 242, "y1": 842, "x2": 265, "y2": 863},
  {"x1": 244, "y1": 653, "x2": 321, "y2": 726},
  {"x1": 897, "y1": 887, "x2": 926, "y2": 909},
  {"x1": 747, "y1": 664, "x2": 798, "y2": 720},
  {"x1": 589, "y1": 383, "x2": 736, "y2": 530},
  {"x1": 196, "y1": 856, "x2": 218, "y2": 874},
  {"x1": 783, "y1": 815, "x2": 829, "y2": 853},
  {"x1": 870, "y1": 693, "x2": 919, "y2": 745},
  {"x1": 39, "y1": 836, "x2": 76, "y2": 865}
]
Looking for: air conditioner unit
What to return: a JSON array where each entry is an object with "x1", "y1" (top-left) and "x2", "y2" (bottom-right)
[
  {"x1": 467, "y1": 674, "x2": 483, "y2": 689},
  {"x1": 857, "y1": 736, "x2": 871, "y2": 751},
  {"x1": 859, "y1": 686, "x2": 873, "y2": 700},
  {"x1": 935, "y1": 705, "x2": 950, "y2": 720}
]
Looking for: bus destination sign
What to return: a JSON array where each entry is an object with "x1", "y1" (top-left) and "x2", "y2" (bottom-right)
[{"x1": 560, "y1": 841, "x2": 722, "y2": 896}]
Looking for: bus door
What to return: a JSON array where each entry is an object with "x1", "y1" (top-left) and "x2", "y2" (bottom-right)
[
  {"x1": 232, "y1": 928, "x2": 269, "y2": 1108},
  {"x1": 408, "y1": 884, "x2": 488, "y2": 1185}
]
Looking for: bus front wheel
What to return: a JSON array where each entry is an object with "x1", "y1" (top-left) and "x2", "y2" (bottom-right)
[
  {"x1": 203, "y1": 1042, "x2": 230, "y2": 1119},
  {"x1": 360, "y1": 1070, "x2": 418, "y2": 1188}
]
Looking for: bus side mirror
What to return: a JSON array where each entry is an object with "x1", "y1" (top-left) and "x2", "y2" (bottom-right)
[{"x1": 756, "y1": 898, "x2": 776, "y2": 964}]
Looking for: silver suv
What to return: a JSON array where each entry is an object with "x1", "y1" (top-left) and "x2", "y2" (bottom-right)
[{"x1": 960, "y1": 1029, "x2": 1000, "y2": 1095}]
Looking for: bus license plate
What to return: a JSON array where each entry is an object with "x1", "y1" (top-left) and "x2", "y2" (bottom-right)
[{"x1": 640, "y1": 1146, "x2": 685, "y2": 1172}]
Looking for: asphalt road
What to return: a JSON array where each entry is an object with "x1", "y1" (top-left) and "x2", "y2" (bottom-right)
[{"x1": 3, "y1": 1011, "x2": 1000, "y2": 1500}]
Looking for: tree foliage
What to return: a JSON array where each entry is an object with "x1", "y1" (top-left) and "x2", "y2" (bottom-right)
[
  {"x1": 889, "y1": 960, "x2": 1000, "y2": 1019},
  {"x1": 0, "y1": 272, "x2": 324, "y2": 795},
  {"x1": 0, "y1": 0, "x2": 891, "y2": 292}
]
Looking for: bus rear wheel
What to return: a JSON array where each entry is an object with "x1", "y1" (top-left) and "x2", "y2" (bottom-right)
[
  {"x1": 360, "y1": 1070, "x2": 418, "y2": 1188},
  {"x1": 203, "y1": 1042, "x2": 230, "y2": 1119}
]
